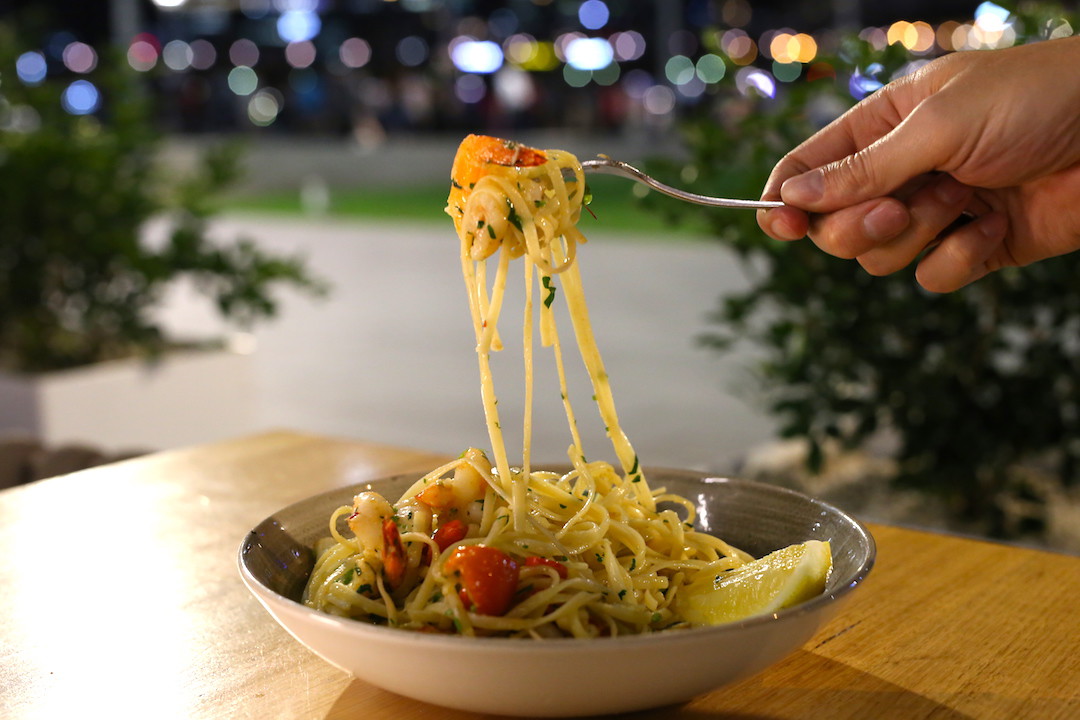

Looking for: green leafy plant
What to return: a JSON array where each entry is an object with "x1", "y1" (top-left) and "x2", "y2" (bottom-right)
[
  {"x1": 643, "y1": 3, "x2": 1080, "y2": 540},
  {"x1": 0, "y1": 23, "x2": 325, "y2": 373}
]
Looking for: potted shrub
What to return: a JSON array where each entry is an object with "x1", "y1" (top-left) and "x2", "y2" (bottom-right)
[
  {"x1": 0, "y1": 22, "x2": 325, "y2": 450},
  {"x1": 642, "y1": 2, "x2": 1080, "y2": 548}
]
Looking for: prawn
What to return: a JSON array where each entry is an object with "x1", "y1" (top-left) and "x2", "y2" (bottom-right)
[
  {"x1": 416, "y1": 447, "x2": 491, "y2": 521},
  {"x1": 381, "y1": 518, "x2": 407, "y2": 590},
  {"x1": 345, "y1": 491, "x2": 412, "y2": 591},
  {"x1": 447, "y1": 135, "x2": 548, "y2": 261}
]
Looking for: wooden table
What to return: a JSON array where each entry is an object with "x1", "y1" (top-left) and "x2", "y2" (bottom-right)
[{"x1": 1, "y1": 431, "x2": 1077, "y2": 719}]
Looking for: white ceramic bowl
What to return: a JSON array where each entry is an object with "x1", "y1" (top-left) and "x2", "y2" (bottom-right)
[{"x1": 238, "y1": 468, "x2": 875, "y2": 717}]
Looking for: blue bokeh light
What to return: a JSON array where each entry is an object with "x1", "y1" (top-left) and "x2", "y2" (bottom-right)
[
  {"x1": 578, "y1": 0, "x2": 610, "y2": 31},
  {"x1": 277, "y1": 10, "x2": 321, "y2": 43},
  {"x1": 848, "y1": 63, "x2": 885, "y2": 99},
  {"x1": 61, "y1": 80, "x2": 101, "y2": 115},
  {"x1": 975, "y1": 2, "x2": 1011, "y2": 30},
  {"x1": 16, "y1": 52, "x2": 48, "y2": 85}
]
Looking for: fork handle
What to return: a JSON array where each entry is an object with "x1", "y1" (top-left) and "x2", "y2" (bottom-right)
[{"x1": 581, "y1": 158, "x2": 784, "y2": 210}]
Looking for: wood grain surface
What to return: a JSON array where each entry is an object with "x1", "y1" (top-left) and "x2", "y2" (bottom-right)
[{"x1": 1, "y1": 431, "x2": 1076, "y2": 719}]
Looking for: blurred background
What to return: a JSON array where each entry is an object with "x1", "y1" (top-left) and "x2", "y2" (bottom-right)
[{"x1": 2, "y1": 0, "x2": 1078, "y2": 551}]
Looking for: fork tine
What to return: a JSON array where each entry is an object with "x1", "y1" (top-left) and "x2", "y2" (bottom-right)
[{"x1": 581, "y1": 157, "x2": 783, "y2": 210}]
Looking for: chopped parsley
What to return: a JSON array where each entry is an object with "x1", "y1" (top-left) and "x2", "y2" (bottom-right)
[
  {"x1": 542, "y1": 275, "x2": 556, "y2": 308},
  {"x1": 507, "y1": 200, "x2": 523, "y2": 231}
]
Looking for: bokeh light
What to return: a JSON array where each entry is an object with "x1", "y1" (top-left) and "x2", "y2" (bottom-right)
[
  {"x1": 578, "y1": 0, "x2": 610, "y2": 31},
  {"x1": 16, "y1": 52, "x2": 48, "y2": 85},
  {"x1": 230, "y1": 38, "x2": 259, "y2": 67},
  {"x1": 507, "y1": 36, "x2": 558, "y2": 71},
  {"x1": 735, "y1": 67, "x2": 776, "y2": 98},
  {"x1": 974, "y1": 2, "x2": 1011, "y2": 31},
  {"x1": 190, "y1": 39, "x2": 217, "y2": 70},
  {"x1": 554, "y1": 31, "x2": 583, "y2": 62},
  {"x1": 17, "y1": 0, "x2": 1045, "y2": 139},
  {"x1": 61, "y1": 80, "x2": 101, "y2": 114},
  {"x1": 849, "y1": 64, "x2": 885, "y2": 99},
  {"x1": 488, "y1": 7, "x2": 519, "y2": 38},
  {"x1": 642, "y1": 84, "x2": 676, "y2": 115},
  {"x1": 937, "y1": 21, "x2": 961, "y2": 51},
  {"x1": 611, "y1": 31, "x2": 646, "y2": 62},
  {"x1": 340, "y1": 37, "x2": 371, "y2": 68},
  {"x1": 592, "y1": 62, "x2": 620, "y2": 86},
  {"x1": 621, "y1": 69, "x2": 652, "y2": 99},
  {"x1": 451, "y1": 40, "x2": 503, "y2": 74},
  {"x1": 562, "y1": 64, "x2": 591, "y2": 88},
  {"x1": 772, "y1": 61, "x2": 802, "y2": 82},
  {"x1": 665, "y1": 55, "x2": 696, "y2": 85},
  {"x1": 695, "y1": 53, "x2": 726, "y2": 84},
  {"x1": 228, "y1": 66, "x2": 259, "y2": 96},
  {"x1": 396, "y1": 36, "x2": 429, "y2": 67},
  {"x1": 454, "y1": 73, "x2": 486, "y2": 103},
  {"x1": 769, "y1": 32, "x2": 817, "y2": 63},
  {"x1": 675, "y1": 74, "x2": 706, "y2": 99},
  {"x1": 163, "y1": 40, "x2": 193, "y2": 71},
  {"x1": 505, "y1": 34, "x2": 536, "y2": 64},
  {"x1": 494, "y1": 67, "x2": 535, "y2": 109},
  {"x1": 248, "y1": 88, "x2": 282, "y2": 126},
  {"x1": 0, "y1": 104, "x2": 41, "y2": 133},
  {"x1": 62, "y1": 42, "x2": 97, "y2": 74},
  {"x1": 128, "y1": 38, "x2": 159, "y2": 72},
  {"x1": 565, "y1": 37, "x2": 613, "y2": 71},
  {"x1": 277, "y1": 10, "x2": 321, "y2": 44},
  {"x1": 1047, "y1": 18, "x2": 1074, "y2": 39},
  {"x1": 887, "y1": 21, "x2": 935, "y2": 52},
  {"x1": 720, "y1": 29, "x2": 757, "y2": 65},
  {"x1": 860, "y1": 26, "x2": 888, "y2": 51},
  {"x1": 285, "y1": 41, "x2": 316, "y2": 69}
]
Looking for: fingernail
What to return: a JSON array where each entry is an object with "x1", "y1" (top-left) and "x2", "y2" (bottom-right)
[
  {"x1": 862, "y1": 202, "x2": 909, "y2": 242},
  {"x1": 780, "y1": 170, "x2": 824, "y2": 206}
]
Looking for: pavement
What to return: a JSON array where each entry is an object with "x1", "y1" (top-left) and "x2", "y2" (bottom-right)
[{"x1": 153, "y1": 211, "x2": 779, "y2": 474}]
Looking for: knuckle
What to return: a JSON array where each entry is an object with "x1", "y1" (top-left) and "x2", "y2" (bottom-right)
[{"x1": 825, "y1": 152, "x2": 882, "y2": 198}]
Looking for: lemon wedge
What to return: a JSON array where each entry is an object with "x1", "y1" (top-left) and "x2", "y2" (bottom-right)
[{"x1": 676, "y1": 540, "x2": 833, "y2": 626}]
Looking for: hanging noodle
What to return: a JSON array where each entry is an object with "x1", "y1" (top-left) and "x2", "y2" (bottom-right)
[{"x1": 302, "y1": 135, "x2": 753, "y2": 638}]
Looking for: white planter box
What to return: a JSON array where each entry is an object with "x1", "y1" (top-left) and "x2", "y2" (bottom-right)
[{"x1": 0, "y1": 349, "x2": 257, "y2": 452}]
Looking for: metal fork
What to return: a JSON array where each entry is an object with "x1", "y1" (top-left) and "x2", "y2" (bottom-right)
[{"x1": 580, "y1": 156, "x2": 783, "y2": 210}]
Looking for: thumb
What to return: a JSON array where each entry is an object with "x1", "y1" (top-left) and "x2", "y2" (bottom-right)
[{"x1": 780, "y1": 106, "x2": 950, "y2": 212}]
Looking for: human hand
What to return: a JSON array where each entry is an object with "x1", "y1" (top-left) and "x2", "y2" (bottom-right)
[{"x1": 757, "y1": 36, "x2": 1080, "y2": 292}]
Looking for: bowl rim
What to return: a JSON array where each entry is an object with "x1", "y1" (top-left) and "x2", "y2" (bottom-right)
[{"x1": 238, "y1": 469, "x2": 876, "y2": 651}]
